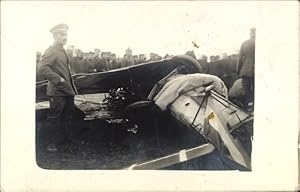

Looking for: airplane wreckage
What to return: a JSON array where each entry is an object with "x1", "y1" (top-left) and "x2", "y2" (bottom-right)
[{"x1": 36, "y1": 55, "x2": 253, "y2": 170}]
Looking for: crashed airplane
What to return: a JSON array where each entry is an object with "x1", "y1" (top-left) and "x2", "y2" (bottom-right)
[{"x1": 36, "y1": 55, "x2": 253, "y2": 170}]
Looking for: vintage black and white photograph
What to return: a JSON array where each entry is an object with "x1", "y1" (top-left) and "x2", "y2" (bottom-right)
[
  {"x1": 2, "y1": 1, "x2": 299, "y2": 191},
  {"x1": 34, "y1": 2, "x2": 256, "y2": 170}
]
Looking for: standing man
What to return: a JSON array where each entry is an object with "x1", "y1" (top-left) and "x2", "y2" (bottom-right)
[
  {"x1": 232, "y1": 27, "x2": 255, "y2": 110},
  {"x1": 70, "y1": 48, "x2": 81, "y2": 74},
  {"x1": 86, "y1": 52, "x2": 97, "y2": 72},
  {"x1": 39, "y1": 24, "x2": 79, "y2": 152},
  {"x1": 77, "y1": 50, "x2": 86, "y2": 73},
  {"x1": 36, "y1": 51, "x2": 45, "y2": 81}
]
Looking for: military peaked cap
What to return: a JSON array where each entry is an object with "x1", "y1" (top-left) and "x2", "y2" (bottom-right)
[{"x1": 50, "y1": 24, "x2": 69, "y2": 33}]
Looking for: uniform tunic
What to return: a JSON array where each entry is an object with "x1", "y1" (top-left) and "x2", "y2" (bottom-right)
[{"x1": 39, "y1": 43, "x2": 78, "y2": 96}]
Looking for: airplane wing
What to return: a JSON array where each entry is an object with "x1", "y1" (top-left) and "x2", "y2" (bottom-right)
[{"x1": 36, "y1": 55, "x2": 202, "y2": 102}]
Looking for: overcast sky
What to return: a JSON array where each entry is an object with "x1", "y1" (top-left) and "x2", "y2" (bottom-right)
[{"x1": 3, "y1": 1, "x2": 258, "y2": 59}]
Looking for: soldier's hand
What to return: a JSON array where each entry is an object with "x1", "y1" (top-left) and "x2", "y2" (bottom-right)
[{"x1": 57, "y1": 77, "x2": 66, "y2": 86}]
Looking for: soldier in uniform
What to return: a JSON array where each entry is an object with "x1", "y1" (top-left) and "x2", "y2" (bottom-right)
[
  {"x1": 95, "y1": 57, "x2": 106, "y2": 72},
  {"x1": 86, "y1": 52, "x2": 97, "y2": 72},
  {"x1": 39, "y1": 24, "x2": 80, "y2": 152},
  {"x1": 238, "y1": 28, "x2": 255, "y2": 108},
  {"x1": 229, "y1": 28, "x2": 255, "y2": 110},
  {"x1": 77, "y1": 50, "x2": 86, "y2": 73},
  {"x1": 83, "y1": 52, "x2": 90, "y2": 73},
  {"x1": 70, "y1": 48, "x2": 81, "y2": 74},
  {"x1": 36, "y1": 51, "x2": 45, "y2": 81},
  {"x1": 93, "y1": 49, "x2": 102, "y2": 72}
]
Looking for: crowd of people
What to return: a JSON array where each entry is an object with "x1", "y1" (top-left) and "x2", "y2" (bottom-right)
[
  {"x1": 36, "y1": 47, "x2": 166, "y2": 81},
  {"x1": 36, "y1": 46, "x2": 239, "y2": 83},
  {"x1": 36, "y1": 39, "x2": 253, "y2": 105}
]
